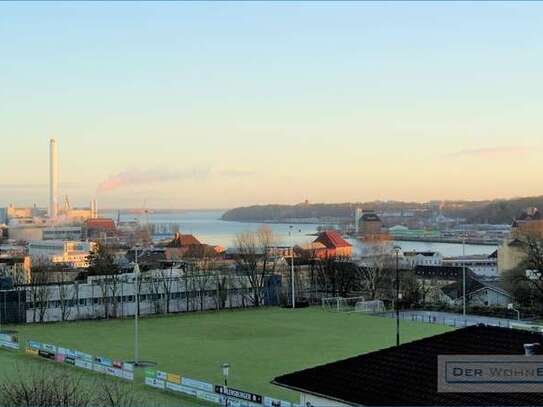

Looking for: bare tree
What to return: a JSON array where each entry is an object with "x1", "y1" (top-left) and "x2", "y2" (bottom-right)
[
  {"x1": 54, "y1": 271, "x2": 76, "y2": 322},
  {"x1": 358, "y1": 242, "x2": 395, "y2": 300},
  {"x1": 0, "y1": 369, "x2": 142, "y2": 407},
  {"x1": 28, "y1": 262, "x2": 53, "y2": 323},
  {"x1": 233, "y1": 226, "x2": 277, "y2": 307}
]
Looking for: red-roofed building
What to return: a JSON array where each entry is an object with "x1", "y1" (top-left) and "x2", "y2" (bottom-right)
[
  {"x1": 164, "y1": 232, "x2": 223, "y2": 259},
  {"x1": 83, "y1": 218, "x2": 117, "y2": 240},
  {"x1": 166, "y1": 232, "x2": 202, "y2": 247},
  {"x1": 311, "y1": 230, "x2": 352, "y2": 258}
]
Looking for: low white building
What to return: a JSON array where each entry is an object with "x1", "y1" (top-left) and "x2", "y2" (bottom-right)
[
  {"x1": 21, "y1": 272, "x2": 264, "y2": 323},
  {"x1": 403, "y1": 251, "x2": 443, "y2": 268},
  {"x1": 28, "y1": 240, "x2": 95, "y2": 268}
]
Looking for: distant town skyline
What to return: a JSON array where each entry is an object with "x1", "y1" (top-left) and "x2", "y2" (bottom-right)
[{"x1": 1, "y1": 3, "x2": 542, "y2": 209}]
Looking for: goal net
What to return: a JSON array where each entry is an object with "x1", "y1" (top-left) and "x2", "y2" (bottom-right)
[
  {"x1": 322, "y1": 296, "x2": 365, "y2": 312},
  {"x1": 354, "y1": 300, "x2": 386, "y2": 314}
]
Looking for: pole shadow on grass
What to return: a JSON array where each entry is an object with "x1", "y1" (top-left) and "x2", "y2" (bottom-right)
[{"x1": 126, "y1": 360, "x2": 157, "y2": 368}]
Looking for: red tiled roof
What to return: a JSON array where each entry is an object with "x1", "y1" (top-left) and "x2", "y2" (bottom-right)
[
  {"x1": 85, "y1": 218, "x2": 116, "y2": 231},
  {"x1": 167, "y1": 233, "x2": 202, "y2": 247},
  {"x1": 314, "y1": 230, "x2": 352, "y2": 249}
]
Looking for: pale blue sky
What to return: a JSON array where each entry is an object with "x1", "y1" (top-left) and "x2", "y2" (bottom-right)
[{"x1": 1, "y1": 2, "x2": 542, "y2": 209}]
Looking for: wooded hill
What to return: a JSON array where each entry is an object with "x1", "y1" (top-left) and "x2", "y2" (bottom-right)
[{"x1": 221, "y1": 196, "x2": 543, "y2": 225}]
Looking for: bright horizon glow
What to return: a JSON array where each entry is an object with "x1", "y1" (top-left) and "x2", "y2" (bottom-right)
[{"x1": 1, "y1": 2, "x2": 542, "y2": 209}]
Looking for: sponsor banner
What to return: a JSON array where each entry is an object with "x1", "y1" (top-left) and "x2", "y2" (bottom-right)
[
  {"x1": 64, "y1": 356, "x2": 76, "y2": 365},
  {"x1": 157, "y1": 370, "x2": 168, "y2": 380},
  {"x1": 145, "y1": 377, "x2": 166, "y2": 390},
  {"x1": 93, "y1": 364, "x2": 107, "y2": 374},
  {"x1": 182, "y1": 377, "x2": 214, "y2": 393},
  {"x1": 27, "y1": 340, "x2": 41, "y2": 351},
  {"x1": 38, "y1": 350, "x2": 55, "y2": 360},
  {"x1": 197, "y1": 390, "x2": 223, "y2": 404},
  {"x1": 264, "y1": 397, "x2": 292, "y2": 407},
  {"x1": 0, "y1": 341, "x2": 19, "y2": 350},
  {"x1": 122, "y1": 371, "x2": 134, "y2": 381},
  {"x1": 95, "y1": 356, "x2": 112, "y2": 367},
  {"x1": 25, "y1": 339, "x2": 132, "y2": 381},
  {"x1": 167, "y1": 373, "x2": 181, "y2": 384},
  {"x1": 42, "y1": 343, "x2": 56, "y2": 354},
  {"x1": 75, "y1": 359, "x2": 93, "y2": 370},
  {"x1": 0, "y1": 334, "x2": 19, "y2": 350},
  {"x1": 166, "y1": 382, "x2": 198, "y2": 397},
  {"x1": 144, "y1": 368, "x2": 157, "y2": 378},
  {"x1": 215, "y1": 385, "x2": 263, "y2": 405}
]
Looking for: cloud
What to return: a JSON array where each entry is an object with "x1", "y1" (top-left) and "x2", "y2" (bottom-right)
[
  {"x1": 448, "y1": 146, "x2": 532, "y2": 158},
  {"x1": 97, "y1": 167, "x2": 210, "y2": 193}
]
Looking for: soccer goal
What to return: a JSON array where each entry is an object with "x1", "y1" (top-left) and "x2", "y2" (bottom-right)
[
  {"x1": 354, "y1": 299, "x2": 386, "y2": 314},
  {"x1": 322, "y1": 296, "x2": 365, "y2": 312}
]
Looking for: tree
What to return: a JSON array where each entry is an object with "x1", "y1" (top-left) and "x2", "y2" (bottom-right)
[
  {"x1": 233, "y1": 226, "x2": 277, "y2": 307},
  {"x1": 503, "y1": 234, "x2": 543, "y2": 309},
  {"x1": 28, "y1": 260, "x2": 55, "y2": 323},
  {"x1": 358, "y1": 243, "x2": 395, "y2": 300},
  {"x1": 87, "y1": 243, "x2": 121, "y2": 319},
  {"x1": 87, "y1": 243, "x2": 119, "y2": 277},
  {"x1": 0, "y1": 369, "x2": 142, "y2": 407}
]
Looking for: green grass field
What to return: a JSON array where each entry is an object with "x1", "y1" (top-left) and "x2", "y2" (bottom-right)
[{"x1": 1, "y1": 307, "x2": 452, "y2": 405}]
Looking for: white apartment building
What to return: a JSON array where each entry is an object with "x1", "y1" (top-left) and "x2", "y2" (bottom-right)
[
  {"x1": 443, "y1": 254, "x2": 498, "y2": 277},
  {"x1": 403, "y1": 251, "x2": 443, "y2": 269},
  {"x1": 28, "y1": 240, "x2": 95, "y2": 268}
]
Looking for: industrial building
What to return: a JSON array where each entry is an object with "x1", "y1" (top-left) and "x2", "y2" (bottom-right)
[{"x1": 28, "y1": 240, "x2": 95, "y2": 268}]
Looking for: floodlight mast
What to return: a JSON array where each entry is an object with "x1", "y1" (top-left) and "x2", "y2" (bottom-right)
[{"x1": 134, "y1": 247, "x2": 140, "y2": 366}]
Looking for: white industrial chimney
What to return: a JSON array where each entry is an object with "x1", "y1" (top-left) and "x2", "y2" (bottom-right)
[
  {"x1": 90, "y1": 199, "x2": 98, "y2": 218},
  {"x1": 49, "y1": 138, "x2": 58, "y2": 218}
]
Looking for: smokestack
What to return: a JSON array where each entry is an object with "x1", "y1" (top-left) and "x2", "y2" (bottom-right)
[
  {"x1": 90, "y1": 199, "x2": 98, "y2": 218},
  {"x1": 49, "y1": 138, "x2": 58, "y2": 218}
]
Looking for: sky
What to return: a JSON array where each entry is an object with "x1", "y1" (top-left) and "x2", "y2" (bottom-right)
[{"x1": 1, "y1": 2, "x2": 542, "y2": 209}]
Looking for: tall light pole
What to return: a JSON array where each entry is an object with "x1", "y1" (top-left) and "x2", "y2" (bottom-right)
[
  {"x1": 394, "y1": 245, "x2": 401, "y2": 347},
  {"x1": 289, "y1": 226, "x2": 296, "y2": 309},
  {"x1": 462, "y1": 226, "x2": 466, "y2": 317},
  {"x1": 133, "y1": 247, "x2": 140, "y2": 366}
]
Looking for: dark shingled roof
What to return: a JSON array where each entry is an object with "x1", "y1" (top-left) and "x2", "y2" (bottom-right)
[{"x1": 273, "y1": 325, "x2": 543, "y2": 406}]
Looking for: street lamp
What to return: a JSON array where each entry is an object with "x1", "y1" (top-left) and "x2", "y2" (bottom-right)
[
  {"x1": 222, "y1": 362, "x2": 230, "y2": 386},
  {"x1": 289, "y1": 226, "x2": 296, "y2": 309},
  {"x1": 222, "y1": 362, "x2": 230, "y2": 407},
  {"x1": 393, "y1": 245, "x2": 401, "y2": 347},
  {"x1": 462, "y1": 227, "x2": 466, "y2": 317}
]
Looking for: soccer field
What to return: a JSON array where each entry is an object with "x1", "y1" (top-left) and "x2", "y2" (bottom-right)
[{"x1": 1, "y1": 307, "x2": 452, "y2": 405}]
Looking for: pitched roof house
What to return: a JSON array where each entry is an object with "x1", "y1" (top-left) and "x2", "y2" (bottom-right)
[{"x1": 312, "y1": 230, "x2": 352, "y2": 258}]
